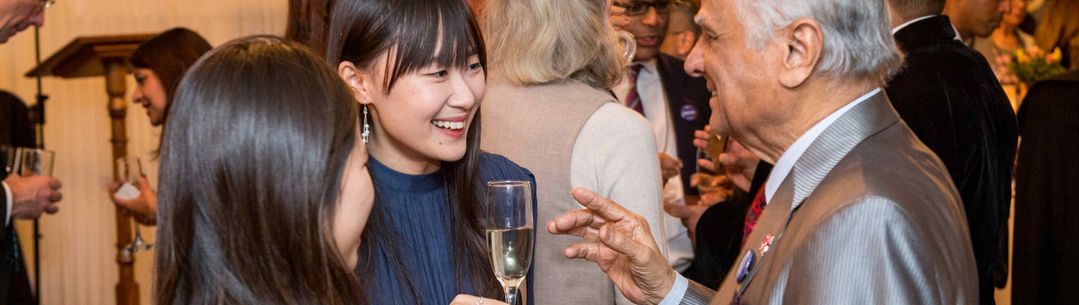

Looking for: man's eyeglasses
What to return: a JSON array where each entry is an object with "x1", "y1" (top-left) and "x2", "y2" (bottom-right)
[{"x1": 612, "y1": 1, "x2": 670, "y2": 16}]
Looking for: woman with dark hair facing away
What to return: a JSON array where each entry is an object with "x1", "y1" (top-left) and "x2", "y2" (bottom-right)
[
  {"x1": 108, "y1": 27, "x2": 212, "y2": 225},
  {"x1": 154, "y1": 35, "x2": 374, "y2": 305},
  {"x1": 326, "y1": 0, "x2": 536, "y2": 304}
]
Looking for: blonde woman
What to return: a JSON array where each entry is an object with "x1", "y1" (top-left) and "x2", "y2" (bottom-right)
[{"x1": 478, "y1": 0, "x2": 667, "y2": 304}]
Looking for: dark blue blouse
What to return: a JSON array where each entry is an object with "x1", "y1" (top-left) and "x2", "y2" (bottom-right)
[{"x1": 363, "y1": 152, "x2": 536, "y2": 305}]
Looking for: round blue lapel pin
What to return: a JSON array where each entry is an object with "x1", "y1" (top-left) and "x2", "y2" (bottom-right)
[
  {"x1": 679, "y1": 104, "x2": 698, "y2": 121},
  {"x1": 736, "y1": 249, "x2": 755, "y2": 283}
]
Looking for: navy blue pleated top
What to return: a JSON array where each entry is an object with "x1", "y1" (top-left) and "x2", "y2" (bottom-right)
[{"x1": 363, "y1": 152, "x2": 536, "y2": 305}]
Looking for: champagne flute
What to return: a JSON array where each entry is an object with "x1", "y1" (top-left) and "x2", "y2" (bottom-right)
[
  {"x1": 486, "y1": 180, "x2": 534, "y2": 305},
  {"x1": 116, "y1": 156, "x2": 153, "y2": 252}
]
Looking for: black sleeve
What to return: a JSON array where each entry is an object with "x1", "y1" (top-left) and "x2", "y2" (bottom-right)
[{"x1": 0, "y1": 91, "x2": 35, "y2": 236}]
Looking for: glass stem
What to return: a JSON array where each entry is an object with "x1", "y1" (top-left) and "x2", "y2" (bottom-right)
[{"x1": 504, "y1": 285, "x2": 520, "y2": 305}]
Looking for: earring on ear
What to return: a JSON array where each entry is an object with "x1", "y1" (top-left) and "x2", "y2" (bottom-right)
[{"x1": 361, "y1": 105, "x2": 371, "y2": 144}]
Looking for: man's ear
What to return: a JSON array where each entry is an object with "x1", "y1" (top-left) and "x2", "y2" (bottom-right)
[
  {"x1": 676, "y1": 31, "x2": 698, "y2": 58},
  {"x1": 338, "y1": 61, "x2": 375, "y2": 105},
  {"x1": 777, "y1": 18, "x2": 823, "y2": 88}
]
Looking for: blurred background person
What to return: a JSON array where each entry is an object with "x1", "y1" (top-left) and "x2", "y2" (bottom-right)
[
  {"x1": 1033, "y1": 0, "x2": 1079, "y2": 68},
  {"x1": 1012, "y1": 67, "x2": 1079, "y2": 305},
  {"x1": 606, "y1": 0, "x2": 712, "y2": 275},
  {"x1": 0, "y1": 90, "x2": 44, "y2": 305},
  {"x1": 326, "y1": 0, "x2": 536, "y2": 304},
  {"x1": 154, "y1": 35, "x2": 371, "y2": 305},
  {"x1": 886, "y1": 0, "x2": 1018, "y2": 303},
  {"x1": 945, "y1": 0, "x2": 1012, "y2": 43},
  {"x1": 975, "y1": 0, "x2": 1036, "y2": 79},
  {"x1": 479, "y1": 0, "x2": 666, "y2": 303},
  {"x1": 658, "y1": 0, "x2": 700, "y2": 59},
  {"x1": 1, "y1": 1, "x2": 61, "y2": 303},
  {"x1": 108, "y1": 27, "x2": 212, "y2": 225}
]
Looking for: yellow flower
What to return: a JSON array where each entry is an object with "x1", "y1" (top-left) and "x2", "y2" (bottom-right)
[
  {"x1": 1016, "y1": 49, "x2": 1031, "y2": 64},
  {"x1": 1049, "y1": 48, "x2": 1063, "y2": 64}
]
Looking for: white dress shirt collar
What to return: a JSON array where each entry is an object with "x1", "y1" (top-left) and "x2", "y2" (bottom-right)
[
  {"x1": 763, "y1": 88, "x2": 882, "y2": 203},
  {"x1": 892, "y1": 15, "x2": 936, "y2": 34},
  {"x1": 891, "y1": 15, "x2": 963, "y2": 41}
]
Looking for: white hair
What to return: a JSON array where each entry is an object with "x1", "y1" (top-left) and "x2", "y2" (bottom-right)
[{"x1": 733, "y1": 0, "x2": 903, "y2": 84}]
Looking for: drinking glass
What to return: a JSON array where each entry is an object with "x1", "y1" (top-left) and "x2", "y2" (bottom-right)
[
  {"x1": 116, "y1": 156, "x2": 153, "y2": 252},
  {"x1": 14, "y1": 148, "x2": 54, "y2": 176},
  {"x1": 486, "y1": 180, "x2": 534, "y2": 305},
  {"x1": 695, "y1": 132, "x2": 729, "y2": 194}
]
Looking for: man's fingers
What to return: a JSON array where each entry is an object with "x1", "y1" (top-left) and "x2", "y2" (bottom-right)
[
  {"x1": 571, "y1": 187, "x2": 631, "y2": 223},
  {"x1": 548, "y1": 208, "x2": 606, "y2": 235},
  {"x1": 563, "y1": 242, "x2": 610, "y2": 265},
  {"x1": 47, "y1": 192, "x2": 61, "y2": 202},
  {"x1": 664, "y1": 203, "x2": 692, "y2": 218},
  {"x1": 697, "y1": 158, "x2": 716, "y2": 172},
  {"x1": 48, "y1": 178, "x2": 62, "y2": 190},
  {"x1": 44, "y1": 204, "x2": 58, "y2": 214}
]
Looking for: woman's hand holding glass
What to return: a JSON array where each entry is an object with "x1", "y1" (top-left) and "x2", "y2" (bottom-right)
[{"x1": 108, "y1": 176, "x2": 158, "y2": 225}]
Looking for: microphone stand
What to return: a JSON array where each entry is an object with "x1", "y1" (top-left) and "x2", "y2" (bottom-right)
[{"x1": 29, "y1": 25, "x2": 48, "y2": 305}]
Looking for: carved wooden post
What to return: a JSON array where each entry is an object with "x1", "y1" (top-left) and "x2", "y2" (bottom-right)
[{"x1": 105, "y1": 58, "x2": 138, "y2": 305}]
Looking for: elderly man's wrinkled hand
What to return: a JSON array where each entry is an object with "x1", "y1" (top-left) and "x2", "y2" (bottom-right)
[{"x1": 548, "y1": 187, "x2": 676, "y2": 305}]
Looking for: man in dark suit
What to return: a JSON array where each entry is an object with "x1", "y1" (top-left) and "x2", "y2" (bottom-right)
[
  {"x1": 2, "y1": 2, "x2": 63, "y2": 302},
  {"x1": 550, "y1": 0, "x2": 978, "y2": 303},
  {"x1": 1, "y1": 1, "x2": 64, "y2": 225},
  {"x1": 885, "y1": 1, "x2": 1018, "y2": 303},
  {"x1": 609, "y1": 0, "x2": 712, "y2": 272},
  {"x1": 0, "y1": 91, "x2": 38, "y2": 304},
  {"x1": 1012, "y1": 69, "x2": 1079, "y2": 305}
]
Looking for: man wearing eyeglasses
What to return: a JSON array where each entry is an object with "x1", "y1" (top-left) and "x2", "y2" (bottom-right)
[
  {"x1": 0, "y1": 0, "x2": 60, "y2": 304},
  {"x1": 0, "y1": 0, "x2": 50, "y2": 43},
  {"x1": 609, "y1": 0, "x2": 714, "y2": 286}
]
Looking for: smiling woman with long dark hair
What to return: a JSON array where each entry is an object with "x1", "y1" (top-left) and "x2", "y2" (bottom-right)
[
  {"x1": 326, "y1": 0, "x2": 536, "y2": 304},
  {"x1": 154, "y1": 36, "x2": 373, "y2": 305}
]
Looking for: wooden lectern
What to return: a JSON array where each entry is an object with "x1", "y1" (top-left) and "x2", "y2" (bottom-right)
[{"x1": 25, "y1": 33, "x2": 156, "y2": 305}]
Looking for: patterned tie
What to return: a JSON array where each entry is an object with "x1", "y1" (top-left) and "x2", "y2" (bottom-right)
[
  {"x1": 742, "y1": 181, "x2": 767, "y2": 245},
  {"x1": 624, "y1": 63, "x2": 645, "y2": 114}
]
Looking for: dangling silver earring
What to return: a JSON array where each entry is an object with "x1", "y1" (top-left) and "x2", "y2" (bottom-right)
[{"x1": 361, "y1": 105, "x2": 371, "y2": 144}]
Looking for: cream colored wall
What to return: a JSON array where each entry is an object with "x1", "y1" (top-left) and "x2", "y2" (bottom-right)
[{"x1": 0, "y1": 1, "x2": 286, "y2": 304}]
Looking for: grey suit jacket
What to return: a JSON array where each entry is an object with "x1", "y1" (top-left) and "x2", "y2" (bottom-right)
[{"x1": 681, "y1": 92, "x2": 978, "y2": 304}]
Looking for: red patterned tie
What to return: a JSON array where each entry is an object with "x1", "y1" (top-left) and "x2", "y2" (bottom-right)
[
  {"x1": 742, "y1": 181, "x2": 767, "y2": 245},
  {"x1": 624, "y1": 63, "x2": 645, "y2": 114}
]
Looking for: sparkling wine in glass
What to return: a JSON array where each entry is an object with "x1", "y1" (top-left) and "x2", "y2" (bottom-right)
[{"x1": 486, "y1": 180, "x2": 534, "y2": 305}]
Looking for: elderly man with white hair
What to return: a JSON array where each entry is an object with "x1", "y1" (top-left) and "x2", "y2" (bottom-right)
[{"x1": 546, "y1": 0, "x2": 980, "y2": 304}]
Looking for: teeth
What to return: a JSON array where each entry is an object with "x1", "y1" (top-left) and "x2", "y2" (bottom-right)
[{"x1": 432, "y1": 120, "x2": 465, "y2": 130}]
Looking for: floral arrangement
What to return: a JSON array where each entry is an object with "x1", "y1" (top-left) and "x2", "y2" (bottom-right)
[{"x1": 996, "y1": 46, "x2": 1066, "y2": 85}]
